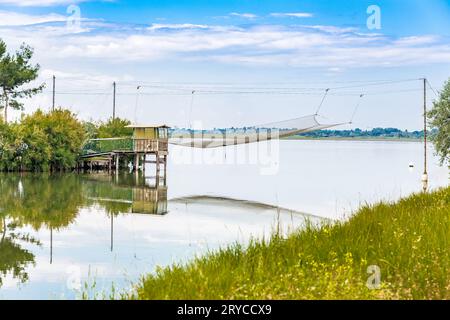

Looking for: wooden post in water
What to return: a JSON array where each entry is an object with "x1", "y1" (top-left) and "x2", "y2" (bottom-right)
[{"x1": 422, "y1": 78, "x2": 429, "y2": 192}]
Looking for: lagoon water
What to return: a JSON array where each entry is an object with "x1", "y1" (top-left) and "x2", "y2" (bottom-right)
[{"x1": 0, "y1": 140, "x2": 448, "y2": 299}]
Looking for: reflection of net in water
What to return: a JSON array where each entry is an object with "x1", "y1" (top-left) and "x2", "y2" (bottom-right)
[{"x1": 169, "y1": 114, "x2": 345, "y2": 148}]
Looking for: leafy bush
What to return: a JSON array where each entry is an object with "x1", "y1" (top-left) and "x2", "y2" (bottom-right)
[
  {"x1": 0, "y1": 109, "x2": 85, "y2": 171},
  {"x1": 428, "y1": 79, "x2": 450, "y2": 165}
]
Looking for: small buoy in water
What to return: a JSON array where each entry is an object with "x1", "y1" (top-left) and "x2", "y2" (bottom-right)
[
  {"x1": 409, "y1": 162, "x2": 414, "y2": 168},
  {"x1": 422, "y1": 173, "x2": 429, "y2": 192}
]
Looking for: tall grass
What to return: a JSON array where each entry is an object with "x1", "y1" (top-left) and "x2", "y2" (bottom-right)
[{"x1": 130, "y1": 188, "x2": 449, "y2": 300}]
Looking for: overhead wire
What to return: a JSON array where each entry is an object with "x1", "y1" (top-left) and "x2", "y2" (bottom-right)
[
  {"x1": 31, "y1": 77, "x2": 428, "y2": 128},
  {"x1": 35, "y1": 78, "x2": 424, "y2": 97},
  {"x1": 37, "y1": 87, "x2": 425, "y2": 97},
  {"x1": 426, "y1": 79, "x2": 440, "y2": 98}
]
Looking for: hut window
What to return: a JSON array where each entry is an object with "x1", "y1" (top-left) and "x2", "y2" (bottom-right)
[{"x1": 158, "y1": 128, "x2": 168, "y2": 139}]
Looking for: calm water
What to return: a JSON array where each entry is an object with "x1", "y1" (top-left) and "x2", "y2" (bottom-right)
[{"x1": 0, "y1": 140, "x2": 448, "y2": 299}]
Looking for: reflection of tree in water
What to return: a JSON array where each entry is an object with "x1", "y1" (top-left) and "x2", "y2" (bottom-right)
[
  {"x1": 0, "y1": 174, "x2": 82, "y2": 287},
  {"x1": 0, "y1": 174, "x2": 84, "y2": 230},
  {"x1": 0, "y1": 172, "x2": 159, "y2": 227},
  {"x1": 0, "y1": 218, "x2": 41, "y2": 287},
  {"x1": 0, "y1": 172, "x2": 167, "y2": 287}
]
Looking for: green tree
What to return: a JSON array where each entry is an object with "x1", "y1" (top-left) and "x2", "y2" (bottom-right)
[
  {"x1": 97, "y1": 117, "x2": 132, "y2": 138},
  {"x1": 20, "y1": 109, "x2": 86, "y2": 171},
  {"x1": 0, "y1": 109, "x2": 86, "y2": 172},
  {"x1": 0, "y1": 121, "x2": 26, "y2": 171},
  {"x1": 428, "y1": 79, "x2": 450, "y2": 165},
  {"x1": 83, "y1": 121, "x2": 99, "y2": 140},
  {"x1": 0, "y1": 40, "x2": 44, "y2": 122}
]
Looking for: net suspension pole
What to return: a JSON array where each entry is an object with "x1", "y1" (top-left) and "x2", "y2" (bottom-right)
[
  {"x1": 113, "y1": 81, "x2": 116, "y2": 120},
  {"x1": 188, "y1": 90, "x2": 195, "y2": 129},
  {"x1": 134, "y1": 85, "x2": 141, "y2": 124},
  {"x1": 349, "y1": 94, "x2": 364, "y2": 124},
  {"x1": 315, "y1": 88, "x2": 330, "y2": 116},
  {"x1": 52, "y1": 75, "x2": 56, "y2": 112},
  {"x1": 422, "y1": 78, "x2": 429, "y2": 192}
]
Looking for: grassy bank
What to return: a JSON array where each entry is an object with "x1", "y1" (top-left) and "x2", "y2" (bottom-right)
[{"x1": 130, "y1": 188, "x2": 449, "y2": 300}]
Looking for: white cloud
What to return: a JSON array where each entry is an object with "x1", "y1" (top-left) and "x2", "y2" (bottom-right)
[
  {"x1": 270, "y1": 12, "x2": 314, "y2": 18},
  {"x1": 229, "y1": 12, "x2": 257, "y2": 19},
  {"x1": 0, "y1": 0, "x2": 90, "y2": 6},
  {"x1": 40, "y1": 68, "x2": 133, "y2": 86},
  {"x1": 148, "y1": 23, "x2": 210, "y2": 31},
  {"x1": 1, "y1": 14, "x2": 450, "y2": 70},
  {"x1": 393, "y1": 35, "x2": 439, "y2": 46},
  {"x1": 327, "y1": 67, "x2": 343, "y2": 73},
  {"x1": 302, "y1": 25, "x2": 359, "y2": 34},
  {"x1": 0, "y1": 10, "x2": 66, "y2": 26}
]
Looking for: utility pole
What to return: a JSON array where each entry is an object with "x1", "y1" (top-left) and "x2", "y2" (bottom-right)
[
  {"x1": 113, "y1": 81, "x2": 116, "y2": 120},
  {"x1": 50, "y1": 227, "x2": 53, "y2": 264},
  {"x1": 110, "y1": 213, "x2": 114, "y2": 252},
  {"x1": 422, "y1": 78, "x2": 428, "y2": 192},
  {"x1": 52, "y1": 75, "x2": 56, "y2": 112}
]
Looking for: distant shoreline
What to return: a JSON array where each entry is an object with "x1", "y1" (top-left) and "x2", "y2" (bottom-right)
[{"x1": 282, "y1": 136, "x2": 423, "y2": 142}]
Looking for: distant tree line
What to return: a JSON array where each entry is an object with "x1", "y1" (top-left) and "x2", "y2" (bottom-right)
[{"x1": 297, "y1": 127, "x2": 432, "y2": 139}]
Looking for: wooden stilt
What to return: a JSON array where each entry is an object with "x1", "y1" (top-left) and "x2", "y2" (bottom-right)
[
  {"x1": 163, "y1": 155, "x2": 167, "y2": 185},
  {"x1": 156, "y1": 153, "x2": 160, "y2": 177},
  {"x1": 143, "y1": 154, "x2": 146, "y2": 173},
  {"x1": 134, "y1": 153, "x2": 139, "y2": 172}
]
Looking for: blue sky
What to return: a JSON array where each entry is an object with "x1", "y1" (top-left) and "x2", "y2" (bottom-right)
[
  {"x1": 1, "y1": 0, "x2": 450, "y2": 130},
  {"x1": 5, "y1": 0, "x2": 450, "y2": 35}
]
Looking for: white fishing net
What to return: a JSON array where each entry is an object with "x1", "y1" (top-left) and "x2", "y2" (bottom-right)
[{"x1": 169, "y1": 114, "x2": 345, "y2": 148}]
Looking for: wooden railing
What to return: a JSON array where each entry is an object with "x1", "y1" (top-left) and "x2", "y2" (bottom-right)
[
  {"x1": 133, "y1": 139, "x2": 168, "y2": 152},
  {"x1": 82, "y1": 138, "x2": 168, "y2": 155},
  {"x1": 82, "y1": 138, "x2": 133, "y2": 155}
]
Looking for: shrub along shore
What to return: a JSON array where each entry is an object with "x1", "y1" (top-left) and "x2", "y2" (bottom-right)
[
  {"x1": 0, "y1": 109, "x2": 132, "y2": 172},
  {"x1": 129, "y1": 187, "x2": 449, "y2": 300}
]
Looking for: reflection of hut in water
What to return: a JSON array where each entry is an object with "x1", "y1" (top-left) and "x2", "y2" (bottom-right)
[
  {"x1": 84, "y1": 173, "x2": 168, "y2": 215},
  {"x1": 132, "y1": 185, "x2": 168, "y2": 215}
]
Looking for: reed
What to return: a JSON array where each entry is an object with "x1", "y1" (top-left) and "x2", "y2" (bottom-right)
[{"x1": 129, "y1": 187, "x2": 450, "y2": 300}]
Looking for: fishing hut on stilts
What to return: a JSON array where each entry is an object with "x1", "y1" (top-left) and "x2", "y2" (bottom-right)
[{"x1": 79, "y1": 124, "x2": 169, "y2": 182}]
